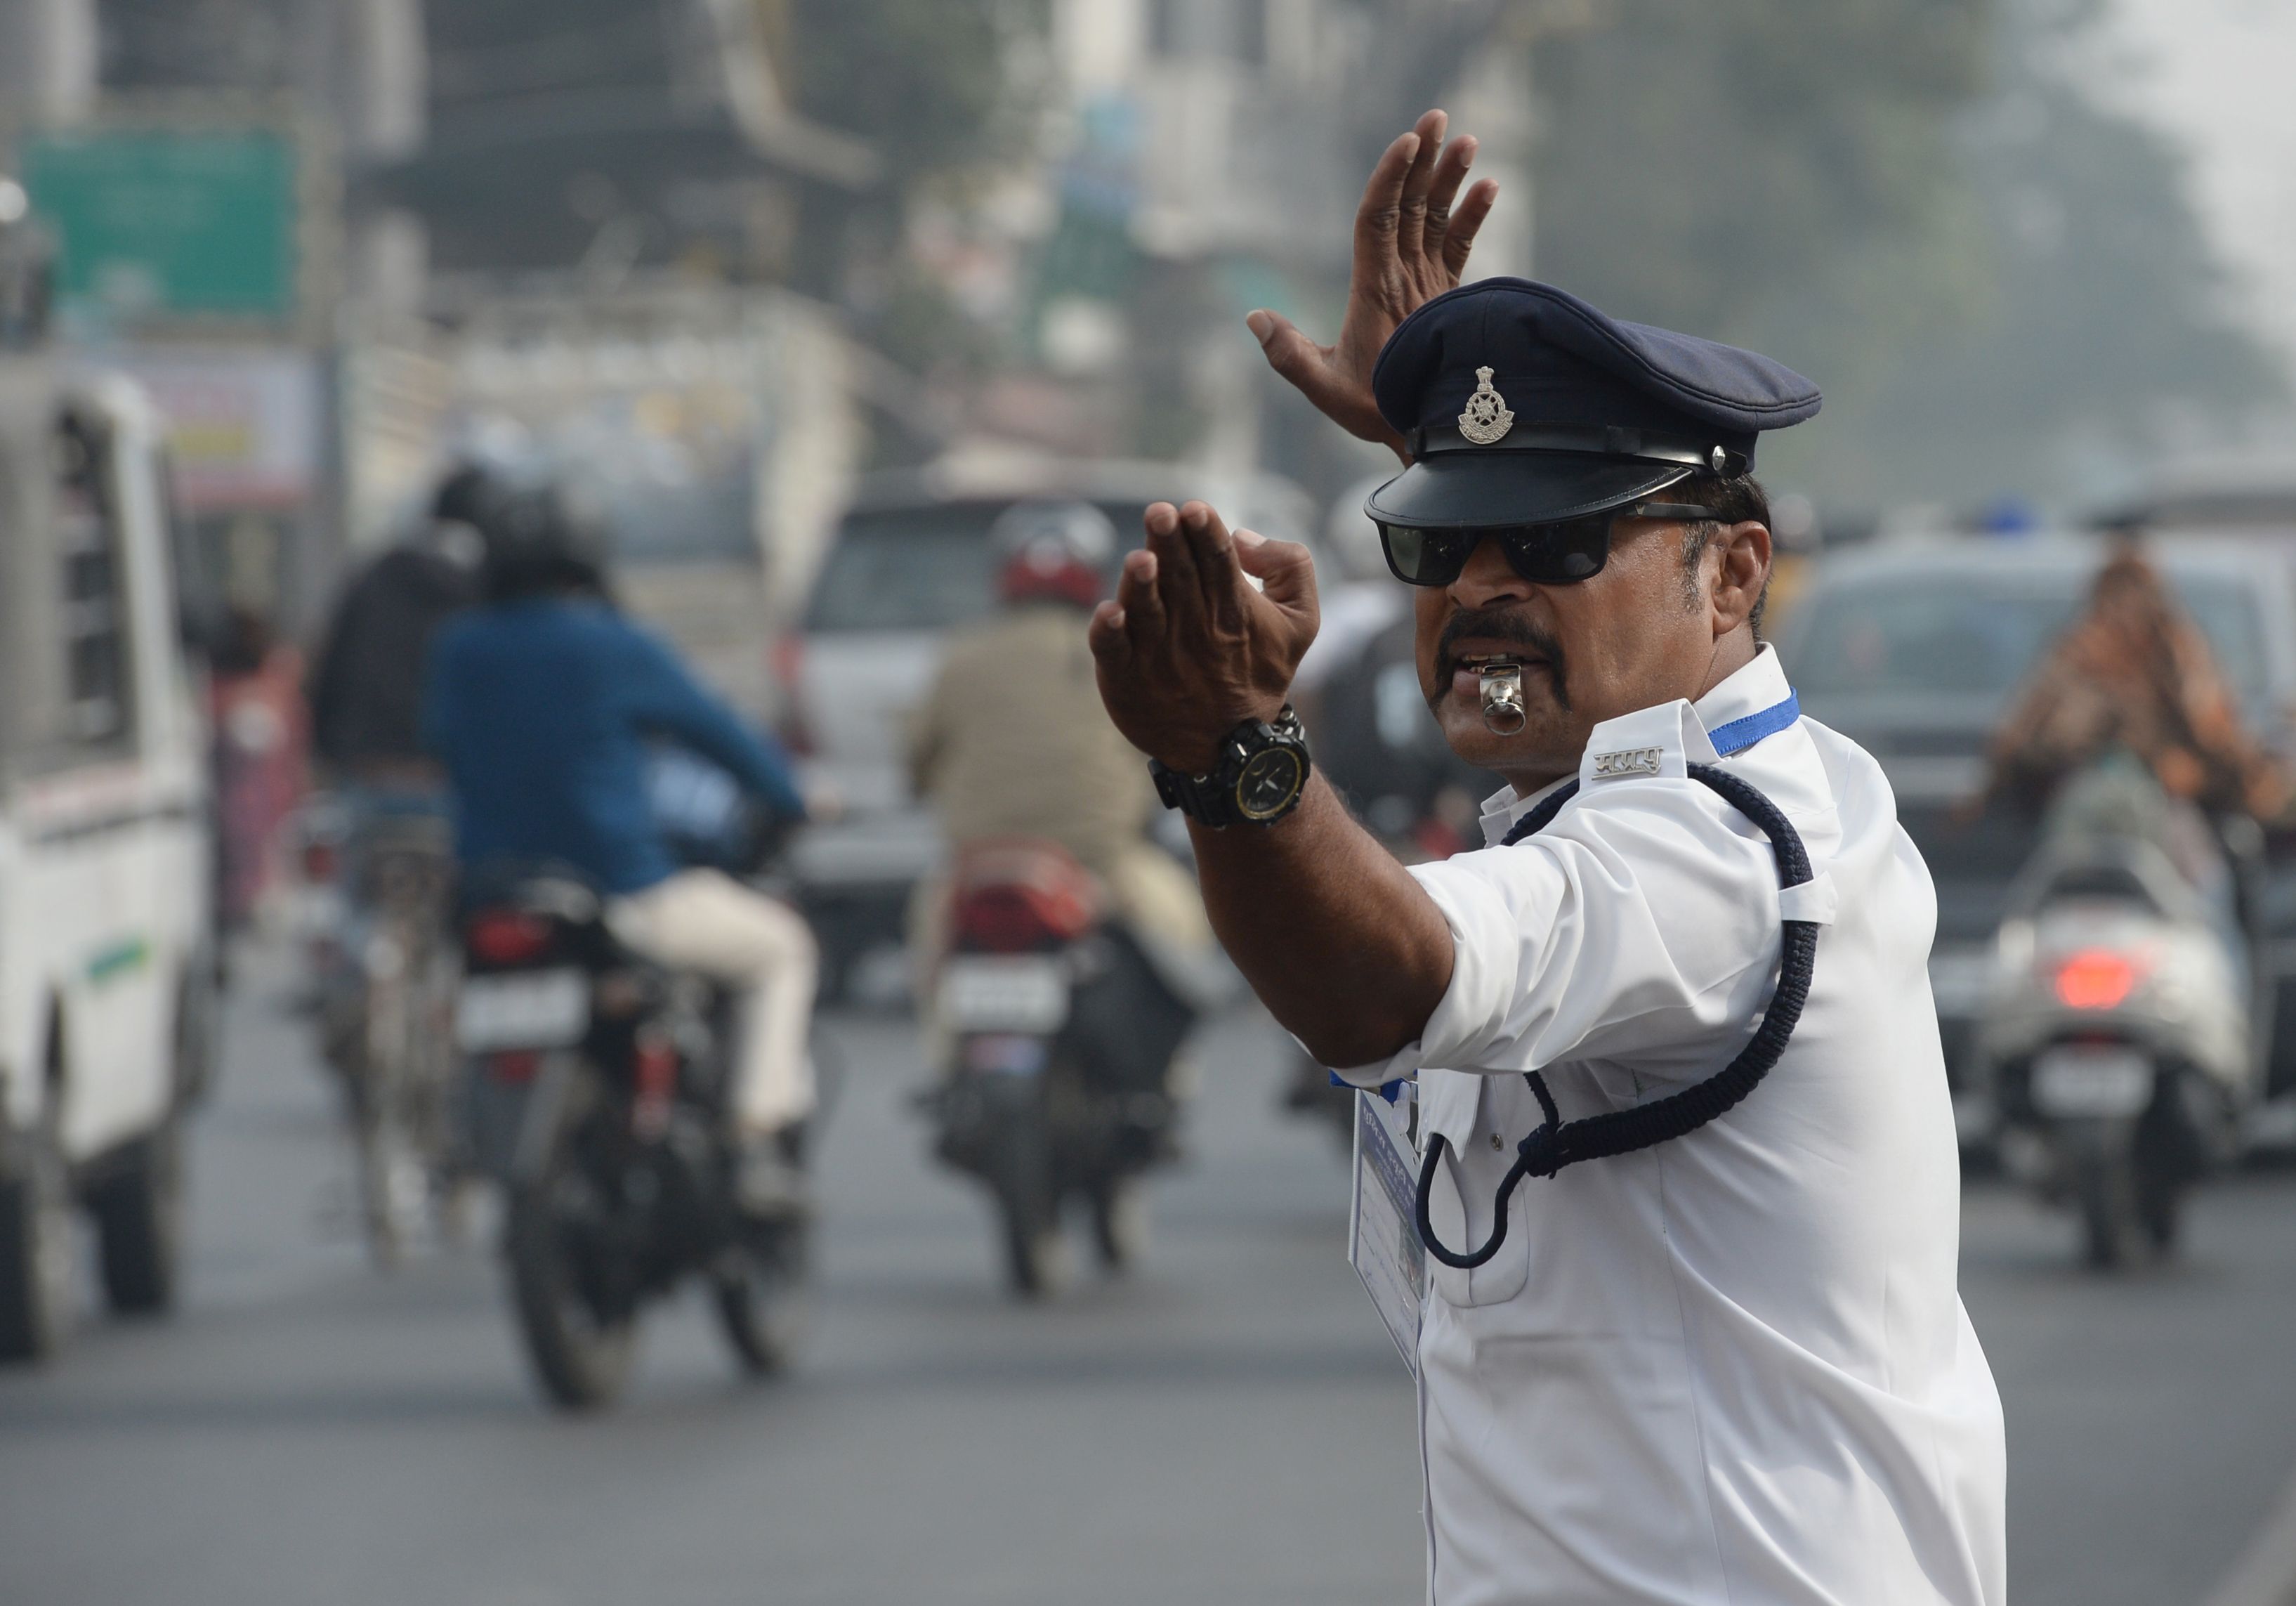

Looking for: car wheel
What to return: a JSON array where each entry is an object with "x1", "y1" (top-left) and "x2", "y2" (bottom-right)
[
  {"x1": 91, "y1": 1120, "x2": 183, "y2": 1316},
  {"x1": 0, "y1": 1105, "x2": 77, "y2": 1362}
]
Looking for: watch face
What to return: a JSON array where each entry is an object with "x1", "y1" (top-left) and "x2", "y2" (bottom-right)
[{"x1": 1235, "y1": 745, "x2": 1307, "y2": 822}]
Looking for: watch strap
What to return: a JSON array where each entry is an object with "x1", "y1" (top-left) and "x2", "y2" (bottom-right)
[{"x1": 1148, "y1": 706, "x2": 1311, "y2": 829}]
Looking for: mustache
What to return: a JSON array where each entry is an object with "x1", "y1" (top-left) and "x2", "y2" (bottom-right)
[{"x1": 1434, "y1": 608, "x2": 1570, "y2": 712}]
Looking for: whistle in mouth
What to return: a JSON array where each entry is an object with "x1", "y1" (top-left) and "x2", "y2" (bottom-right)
[{"x1": 1479, "y1": 662, "x2": 1528, "y2": 736}]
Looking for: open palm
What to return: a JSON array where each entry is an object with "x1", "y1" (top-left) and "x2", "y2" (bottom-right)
[
  {"x1": 1247, "y1": 108, "x2": 1499, "y2": 459},
  {"x1": 1088, "y1": 502, "x2": 1320, "y2": 776}
]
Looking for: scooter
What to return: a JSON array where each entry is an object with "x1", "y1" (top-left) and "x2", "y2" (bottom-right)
[
  {"x1": 920, "y1": 841, "x2": 1193, "y2": 1297},
  {"x1": 1975, "y1": 800, "x2": 2258, "y2": 1268}
]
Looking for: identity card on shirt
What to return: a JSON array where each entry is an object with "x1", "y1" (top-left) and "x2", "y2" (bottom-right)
[{"x1": 1349, "y1": 1083, "x2": 1424, "y2": 1377}]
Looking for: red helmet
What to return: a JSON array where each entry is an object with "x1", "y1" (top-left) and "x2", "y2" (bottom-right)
[{"x1": 992, "y1": 501, "x2": 1116, "y2": 609}]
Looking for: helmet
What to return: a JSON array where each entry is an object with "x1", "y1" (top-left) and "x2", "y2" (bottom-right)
[
  {"x1": 479, "y1": 485, "x2": 611, "y2": 602},
  {"x1": 990, "y1": 501, "x2": 1117, "y2": 610},
  {"x1": 424, "y1": 462, "x2": 504, "y2": 571},
  {"x1": 431, "y1": 462, "x2": 505, "y2": 528}
]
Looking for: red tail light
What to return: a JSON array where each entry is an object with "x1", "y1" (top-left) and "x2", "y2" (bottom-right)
[
  {"x1": 634, "y1": 1034, "x2": 678, "y2": 1102},
  {"x1": 955, "y1": 883, "x2": 1100, "y2": 952},
  {"x1": 770, "y1": 633, "x2": 814, "y2": 757},
  {"x1": 301, "y1": 837, "x2": 339, "y2": 884},
  {"x1": 2054, "y1": 948, "x2": 2141, "y2": 1011},
  {"x1": 954, "y1": 891, "x2": 1058, "y2": 952},
  {"x1": 487, "y1": 1050, "x2": 541, "y2": 1084},
  {"x1": 631, "y1": 1033, "x2": 678, "y2": 1137},
  {"x1": 950, "y1": 842, "x2": 1102, "y2": 952},
  {"x1": 465, "y1": 909, "x2": 554, "y2": 965}
]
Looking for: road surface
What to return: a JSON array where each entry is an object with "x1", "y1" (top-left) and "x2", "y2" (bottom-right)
[{"x1": 5, "y1": 944, "x2": 2296, "y2": 1605}]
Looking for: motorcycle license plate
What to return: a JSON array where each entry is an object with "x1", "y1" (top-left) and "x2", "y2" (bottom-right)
[
  {"x1": 963, "y1": 1033, "x2": 1051, "y2": 1076},
  {"x1": 937, "y1": 956, "x2": 1069, "y2": 1034},
  {"x1": 455, "y1": 970, "x2": 589, "y2": 1052},
  {"x1": 2031, "y1": 1045, "x2": 2153, "y2": 1118}
]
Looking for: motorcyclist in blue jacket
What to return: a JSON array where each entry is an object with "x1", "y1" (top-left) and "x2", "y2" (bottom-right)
[{"x1": 424, "y1": 488, "x2": 816, "y2": 1215}]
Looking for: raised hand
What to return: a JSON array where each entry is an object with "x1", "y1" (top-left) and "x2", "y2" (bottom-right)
[
  {"x1": 1245, "y1": 108, "x2": 1498, "y2": 459},
  {"x1": 1088, "y1": 502, "x2": 1320, "y2": 776}
]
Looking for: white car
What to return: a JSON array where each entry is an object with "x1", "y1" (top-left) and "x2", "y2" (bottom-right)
[{"x1": 0, "y1": 364, "x2": 218, "y2": 1362}]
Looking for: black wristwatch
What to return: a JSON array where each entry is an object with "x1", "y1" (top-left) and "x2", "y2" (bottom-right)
[{"x1": 1149, "y1": 706, "x2": 1313, "y2": 828}]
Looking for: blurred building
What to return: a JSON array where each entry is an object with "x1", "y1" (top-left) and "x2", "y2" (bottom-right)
[
  {"x1": 945, "y1": 0, "x2": 1535, "y2": 500},
  {"x1": 350, "y1": 0, "x2": 878, "y2": 683},
  {"x1": 0, "y1": 0, "x2": 1554, "y2": 643},
  {"x1": 0, "y1": 0, "x2": 877, "y2": 688},
  {"x1": 0, "y1": 0, "x2": 346, "y2": 630},
  {"x1": 379, "y1": 0, "x2": 874, "y2": 289}
]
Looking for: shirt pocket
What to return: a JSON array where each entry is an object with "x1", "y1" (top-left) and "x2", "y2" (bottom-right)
[{"x1": 1419, "y1": 1071, "x2": 1533, "y2": 1307}]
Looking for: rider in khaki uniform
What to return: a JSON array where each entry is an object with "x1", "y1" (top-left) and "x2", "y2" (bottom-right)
[{"x1": 908, "y1": 502, "x2": 1214, "y2": 993}]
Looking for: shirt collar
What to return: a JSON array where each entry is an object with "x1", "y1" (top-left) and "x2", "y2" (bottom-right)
[
  {"x1": 1479, "y1": 773, "x2": 1568, "y2": 842},
  {"x1": 1475, "y1": 646, "x2": 1795, "y2": 847},
  {"x1": 1691, "y1": 643, "x2": 1790, "y2": 736}
]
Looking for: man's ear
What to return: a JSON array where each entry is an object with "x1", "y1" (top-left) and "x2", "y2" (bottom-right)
[{"x1": 1710, "y1": 521, "x2": 1773, "y2": 636}]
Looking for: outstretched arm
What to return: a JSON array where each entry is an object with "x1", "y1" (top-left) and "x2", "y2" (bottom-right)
[
  {"x1": 1089, "y1": 501, "x2": 1452, "y2": 1069},
  {"x1": 620, "y1": 630, "x2": 808, "y2": 822},
  {"x1": 1245, "y1": 108, "x2": 1498, "y2": 459}
]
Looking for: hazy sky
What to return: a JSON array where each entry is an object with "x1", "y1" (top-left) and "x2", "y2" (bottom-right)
[{"x1": 2107, "y1": 0, "x2": 2296, "y2": 380}]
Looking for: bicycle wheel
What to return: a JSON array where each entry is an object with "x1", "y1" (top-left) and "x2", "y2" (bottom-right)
[{"x1": 355, "y1": 934, "x2": 425, "y2": 1269}]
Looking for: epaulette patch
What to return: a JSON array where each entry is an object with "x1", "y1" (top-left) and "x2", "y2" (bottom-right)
[{"x1": 1590, "y1": 747, "x2": 1662, "y2": 780}]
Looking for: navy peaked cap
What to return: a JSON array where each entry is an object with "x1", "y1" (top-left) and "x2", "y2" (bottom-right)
[{"x1": 1365, "y1": 278, "x2": 1821, "y2": 530}]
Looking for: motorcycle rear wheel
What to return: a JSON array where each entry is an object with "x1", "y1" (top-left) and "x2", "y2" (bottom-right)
[
  {"x1": 2077, "y1": 1164, "x2": 2141, "y2": 1269},
  {"x1": 2073, "y1": 1139, "x2": 2153, "y2": 1269},
  {"x1": 1087, "y1": 1175, "x2": 1146, "y2": 1273},
  {"x1": 506, "y1": 1122, "x2": 636, "y2": 1410},
  {"x1": 2134, "y1": 1136, "x2": 2185, "y2": 1255},
  {"x1": 1000, "y1": 1194, "x2": 1069, "y2": 1298},
  {"x1": 980, "y1": 1083, "x2": 1066, "y2": 1299},
  {"x1": 714, "y1": 1222, "x2": 811, "y2": 1376},
  {"x1": 2074, "y1": 1109, "x2": 2190, "y2": 1269}
]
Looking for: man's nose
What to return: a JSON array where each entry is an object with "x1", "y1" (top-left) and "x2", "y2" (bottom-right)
[{"x1": 1448, "y1": 533, "x2": 1533, "y2": 610}]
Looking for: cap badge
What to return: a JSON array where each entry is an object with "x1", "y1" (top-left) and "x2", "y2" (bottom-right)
[{"x1": 1458, "y1": 366, "x2": 1516, "y2": 445}]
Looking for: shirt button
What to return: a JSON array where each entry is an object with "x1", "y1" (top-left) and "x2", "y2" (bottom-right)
[{"x1": 1490, "y1": 1132, "x2": 1504, "y2": 1151}]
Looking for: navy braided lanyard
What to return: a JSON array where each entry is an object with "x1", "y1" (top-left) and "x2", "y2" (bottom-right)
[{"x1": 1415, "y1": 698, "x2": 1819, "y2": 1271}]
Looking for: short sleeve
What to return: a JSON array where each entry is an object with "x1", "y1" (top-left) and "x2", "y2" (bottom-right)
[{"x1": 1334, "y1": 780, "x2": 1786, "y2": 1085}]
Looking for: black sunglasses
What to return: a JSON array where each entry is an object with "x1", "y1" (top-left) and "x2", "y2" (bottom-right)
[{"x1": 1377, "y1": 502, "x2": 1713, "y2": 588}]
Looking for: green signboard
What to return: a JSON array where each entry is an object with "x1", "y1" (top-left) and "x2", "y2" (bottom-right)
[{"x1": 20, "y1": 127, "x2": 298, "y2": 322}]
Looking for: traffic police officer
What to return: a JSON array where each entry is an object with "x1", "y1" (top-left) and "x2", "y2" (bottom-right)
[{"x1": 1088, "y1": 112, "x2": 2007, "y2": 1605}]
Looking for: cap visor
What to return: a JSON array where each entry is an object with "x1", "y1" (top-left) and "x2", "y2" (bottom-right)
[{"x1": 1365, "y1": 452, "x2": 1691, "y2": 530}]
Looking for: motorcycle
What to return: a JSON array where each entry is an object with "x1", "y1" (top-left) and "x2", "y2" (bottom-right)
[
  {"x1": 1975, "y1": 766, "x2": 2259, "y2": 1267},
  {"x1": 921, "y1": 841, "x2": 1193, "y2": 1297},
  {"x1": 454, "y1": 864, "x2": 810, "y2": 1409}
]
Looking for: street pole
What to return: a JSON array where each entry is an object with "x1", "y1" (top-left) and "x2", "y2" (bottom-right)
[{"x1": 0, "y1": 0, "x2": 97, "y2": 124}]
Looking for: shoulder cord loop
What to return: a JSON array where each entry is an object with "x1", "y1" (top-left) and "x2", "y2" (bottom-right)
[{"x1": 1414, "y1": 763, "x2": 1821, "y2": 1270}]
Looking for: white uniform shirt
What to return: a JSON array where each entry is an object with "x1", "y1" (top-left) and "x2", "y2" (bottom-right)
[{"x1": 1341, "y1": 646, "x2": 2006, "y2": 1606}]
